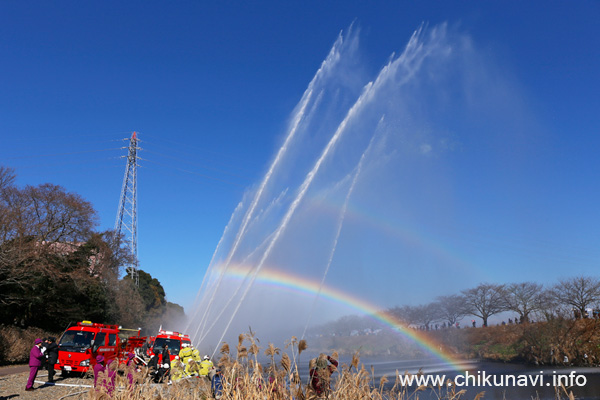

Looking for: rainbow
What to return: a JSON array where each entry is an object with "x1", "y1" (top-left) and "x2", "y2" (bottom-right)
[
  {"x1": 219, "y1": 264, "x2": 467, "y2": 371},
  {"x1": 308, "y1": 196, "x2": 479, "y2": 278}
]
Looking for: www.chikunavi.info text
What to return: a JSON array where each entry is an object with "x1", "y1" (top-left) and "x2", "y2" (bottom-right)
[{"x1": 398, "y1": 370, "x2": 587, "y2": 388}]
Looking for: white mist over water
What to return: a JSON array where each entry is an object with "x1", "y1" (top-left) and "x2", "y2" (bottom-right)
[{"x1": 187, "y1": 23, "x2": 540, "y2": 352}]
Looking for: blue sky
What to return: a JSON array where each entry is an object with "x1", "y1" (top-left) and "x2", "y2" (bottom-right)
[{"x1": 1, "y1": 1, "x2": 599, "y2": 315}]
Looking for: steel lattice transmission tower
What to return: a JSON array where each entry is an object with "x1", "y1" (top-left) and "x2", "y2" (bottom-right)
[{"x1": 115, "y1": 132, "x2": 140, "y2": 285}]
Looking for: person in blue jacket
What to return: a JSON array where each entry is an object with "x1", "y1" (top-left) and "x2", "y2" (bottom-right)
[{"x1": 211, "y1": 367, "x2": 223, "y2": 399}]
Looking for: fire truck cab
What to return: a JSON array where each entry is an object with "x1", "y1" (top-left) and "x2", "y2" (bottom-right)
[
  {"x1": 151, "y1": 329, "x2": 192, "y2": 363},
  {"x1": 56, "y1": 321, "x2": 141, "y2": 374}
]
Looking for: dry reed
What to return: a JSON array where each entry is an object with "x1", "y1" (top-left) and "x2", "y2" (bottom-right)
[{"x1": 78, "y1": 332, "x2": 579, "y2": 400}]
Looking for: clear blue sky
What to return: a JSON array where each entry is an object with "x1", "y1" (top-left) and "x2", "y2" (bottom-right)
[{"x1": 1, "y1": 1, "x2": 599, "y2": 314}]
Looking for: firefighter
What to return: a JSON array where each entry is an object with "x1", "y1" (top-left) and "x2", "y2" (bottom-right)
[
  {"x1": 162, "y1": 345, "x2": 171, "y2": 367},
  {"x1": 154, "y1": 362, "x2": 170, "y2": 383},
  {"x1": 147, "y1": 350, "x2": 159, "y2": 381},
  {"x1": 170, "y1": 356, "x2": 185, "y2": 382},
  {"x1": 185, "y1": 357, "x2": 200, "y2": 376},
  {"x1": 199, "y1": 355, "x2": 213, "y2": 378},
  {"x1": 191, "y1": 345, "x2": 201, "y2": 363},
  {"x1": 179, "y1": 343, "x2": 193, "y2": 366}
]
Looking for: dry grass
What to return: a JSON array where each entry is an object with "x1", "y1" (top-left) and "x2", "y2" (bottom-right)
[
  {"x1": 79, "y1": 333, "x2": 579, "y2": 400},
  {"x1": 440, "y1": 318, "x2": 600, "y2": 366},
  {"x1": 0, "y1": 324, "x2": 58, "y2": 364},
  {"x1": 0, "y1": 326, "x2": 585, "y2": 399}
]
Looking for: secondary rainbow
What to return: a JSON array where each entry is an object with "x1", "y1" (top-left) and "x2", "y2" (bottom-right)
[{"x1": 307, "y1": 196, "x2": 479, "y2": 278}]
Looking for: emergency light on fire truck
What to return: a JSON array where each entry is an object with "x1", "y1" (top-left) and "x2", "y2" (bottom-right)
[{"x1": 157, "y1": 329, "x2": 189, "y2": 338}]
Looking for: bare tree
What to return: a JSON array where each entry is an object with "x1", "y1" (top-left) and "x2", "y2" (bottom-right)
[
  {"x1": 412, "y1": 303, "x2": 441, "y2": 330},
  {"x1": 0, "y1": 166, "x2": 17, "y2": 244},
  {"x1": 387, "y1": 304, "x2": 440, "y2": 329},
  {"x1": 550, "y1": 276, "x2": 600, "y2": 319},
  {"x1": 462, "y1": 283, "x2": 509, "y2": 327},
  {"x1": 0, "y1": 178, "x2": 102, "y2": 327},
  {"x1": 388, "y1": 305, "x2": 419, "y2": 326},
  {"x1": 0, "y1": 168, "x2": 183, "y2": 332},
  {"x1": 435, "y1": 294, "x2": 469, "y2": 326},
  {"x1": 535, "y1": 288, "x2": 576, "y2": 322},
  {"x1": 20, "y1": 183, "x2": 98, "y2": 244},
  {"x1": 503, "y1": 282, "x2": 544, "y2": 323},
  {"x1": 112, "y1": 278, "x2": 145, "y2": 327},
  {"x1": 0, "y1": 166, "x2": 16, "y2": 190}
]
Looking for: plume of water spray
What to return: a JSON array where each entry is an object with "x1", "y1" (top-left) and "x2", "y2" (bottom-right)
[
  {"x1": 189, "y1": 23, "x2": 512, "y2": 351},
  {"x1": 300, "y1": 117, "x2": 384, "y2": 341},
  {"x1": 208, "y1": 25, "x2": 445, "y2": 347},
  {"x1": 197, "y1": 229, "x2": 279, "y2": 346},
  {"x1": 191, "y1": 31, "x2": 353, "y2": 343},
  {"x1": 186, "y1": 200, "x2": 245, "y2": 337}
]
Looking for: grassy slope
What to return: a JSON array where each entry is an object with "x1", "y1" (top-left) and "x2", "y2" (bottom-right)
[{"x1": 311, "y1": 319, "x2": 600, "y2": 366}]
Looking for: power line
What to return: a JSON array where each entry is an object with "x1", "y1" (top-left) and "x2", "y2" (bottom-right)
[
  {"x1": 141, "y1": 138, "x2": 257, "y2": 175},
  {"x1": 140, "y1": 158, "x2": 246, "y2": 188},
  {"x1": 141, "y1": 134, "x2": 262, "y2": 169},
  {"x1": 140, "y1": 163, "x2": 244, "y2": 191},
  {"x1": 141, "y1": 148, "x2": 251, "y2": 180},
  {"x1": 11, "y1": 158, "x2": 122, "y2": 170},
  {"x1": 2, "y1": 147, "x2": 124, "y2": 160}
]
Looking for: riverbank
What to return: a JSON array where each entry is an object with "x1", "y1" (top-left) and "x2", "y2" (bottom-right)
[
  {"x1": 311, "y1": 318, "x2": 600, "y2": 367},
  {"x1": 434, "y1": 319, "x2": 600, "y2": 366}
]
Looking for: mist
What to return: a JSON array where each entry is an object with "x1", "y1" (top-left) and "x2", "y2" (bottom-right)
[{"x1": 186, "y1": 23, "x2": 546, "y2": 356}]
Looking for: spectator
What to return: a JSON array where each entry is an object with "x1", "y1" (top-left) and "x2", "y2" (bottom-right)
[
  {"x1": 93, "y1": 355, "x2": 105, "y2": 389},
  {"x1": 210, "y1": 367, "x2": 223, "y2": 399},
  {"x1": 25, "y1": 338, "x2": 45, "y2": 391},
  {"x1": 104, "y1": 359, "x2": 118, "y2": 395},
  {"x1": 309, "y1": 353, "x2": 338, "y2": 399},
  {"x1": 45, "y1": 337, "x2": 59, "y2": 383}
]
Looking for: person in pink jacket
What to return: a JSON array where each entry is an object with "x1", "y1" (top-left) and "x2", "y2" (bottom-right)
[
  {"x1": 25, "y1": 338, "x2": 45, "y2": 391},
  {"x1": 105, "y1": 358, "x2": 118, "y2": 396},
  {"x1": 93, "y1": 355, "x2": 106, "y2": 389},
  {"x1": 125, "y1": 352, "x2": 136, "y2": 389}
]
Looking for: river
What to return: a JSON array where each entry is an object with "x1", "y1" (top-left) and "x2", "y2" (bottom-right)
[{"x1": 294, "y1": 356, "x2": 600, "y2": 399}]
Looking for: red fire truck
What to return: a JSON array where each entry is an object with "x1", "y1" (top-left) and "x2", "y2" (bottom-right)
[
  {"x1": 56, "y1": 321, "x2": 142, "y2": 375},
  {"x1": 150, "y1": 329, "x2": 192, "y2": 363}
]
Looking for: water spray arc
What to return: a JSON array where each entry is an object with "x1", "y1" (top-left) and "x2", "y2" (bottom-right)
[
  {"x1": 115, "y1": 132, "x2": 140, "y2": 285},
  {"x1": 300, "y1": 125, "x2": 381, "y2": 341},
  {"x1": 211, "y1": 46, "x2": 385, "y2": 348},
  {"x1": 191, "y1": 24, "x2": 466, "y2": 363},
  {"x1": 189, "y1": 33, "x2": 348, "y2": 344}
]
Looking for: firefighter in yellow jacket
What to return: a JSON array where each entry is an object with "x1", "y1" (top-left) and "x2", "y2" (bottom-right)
[
  {"x1": 185, "y1": 358, "x2": 200, "y2": 376},
  {"x1": 199, "y1": 355, "x2": 213, "y2": 378},
  {"x1": 191, "y1": 345, "x2": 201, "y2": 363},
  {"x1": 179, "y1": 343, "x2": 193, "y2": 366},
  {"x1": 170, "y1": 356, "x2": 185, "y2": 383}
]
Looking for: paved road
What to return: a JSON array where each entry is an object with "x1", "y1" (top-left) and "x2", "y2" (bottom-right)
[{"x1": 0, "y1": 364, "x2": 28, "y2": 377}]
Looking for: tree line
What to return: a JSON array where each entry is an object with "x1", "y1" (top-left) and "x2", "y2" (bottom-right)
[
  {"x1": 388, "y1": 278, "x2": 600, "y2": 329},
  {"x1": 311, "y1": 278, "x2": 600, "y2": 337},
  {"x1": 0, "y1": 166, "x2": 184, "y2": 334}
]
